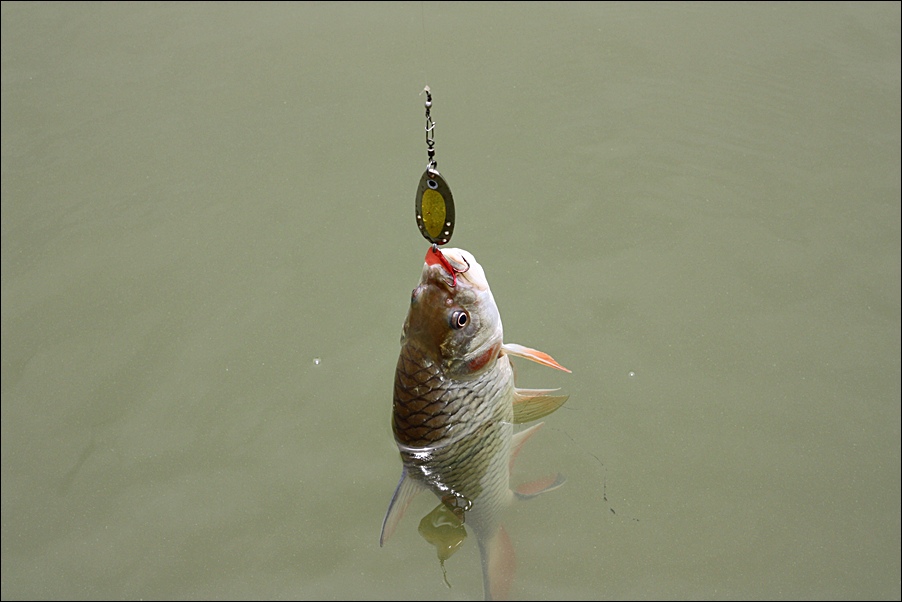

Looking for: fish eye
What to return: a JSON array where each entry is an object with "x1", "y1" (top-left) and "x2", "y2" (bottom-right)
[{"x1": 450, "y1": 310, "x2": 469, "y2": 330}]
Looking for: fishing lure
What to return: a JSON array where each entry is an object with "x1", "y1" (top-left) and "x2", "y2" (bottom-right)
[{"x1": 415, "y1": 87, "x2": 455, "y2": 246}]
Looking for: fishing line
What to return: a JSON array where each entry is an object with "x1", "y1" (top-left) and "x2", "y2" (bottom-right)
[
  {"x1": 420, "y1": 1, "x2": 429, "y2": 88},
  {"x1": 547, "y1": 424, "x2": 640, "y2": 523}
]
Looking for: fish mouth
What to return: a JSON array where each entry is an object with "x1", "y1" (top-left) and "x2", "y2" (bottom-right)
[{"x1": 422, "y1": 247, "x2": 489, "y2": 292}]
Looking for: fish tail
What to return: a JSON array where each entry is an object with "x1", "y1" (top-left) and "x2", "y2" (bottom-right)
[{"x1": 479, "y1": 525, "x2": 516, "y2": 601}]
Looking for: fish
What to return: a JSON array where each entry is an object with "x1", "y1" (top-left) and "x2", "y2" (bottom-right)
[{"x1": 380, "y1": 246, "x2": 571, "y2": 600}]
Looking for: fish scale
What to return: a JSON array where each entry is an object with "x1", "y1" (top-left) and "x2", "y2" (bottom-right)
[
  {"x1": 392, "y1": 346, "x2": 454, "y2": 447},
  {"x1": 393, "y1": 342, "x2": 511, "y2": 450},
  {"x1": 381, "y1": 247, "x2": 570, "y2": 601}
]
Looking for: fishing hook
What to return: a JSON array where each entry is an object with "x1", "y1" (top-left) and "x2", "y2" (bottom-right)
[{"x1": 428, "y1": 244, "x2": 469, "y2": 287}]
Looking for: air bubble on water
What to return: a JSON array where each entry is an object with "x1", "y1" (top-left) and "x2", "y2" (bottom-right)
[
  {"x1": 313, "y1": 357, "x2": 321, "y2": 365},
  {"x1": 628, "y1": 371, "x2": 636, "y2": 377}
]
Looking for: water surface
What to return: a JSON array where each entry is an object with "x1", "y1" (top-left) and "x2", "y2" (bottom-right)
[{"x1": 2, "y1": 2, "x2": 899, "y2": 599}]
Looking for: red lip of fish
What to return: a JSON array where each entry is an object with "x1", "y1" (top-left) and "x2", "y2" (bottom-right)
[{"x1": 381, "y1": 247, "x2": 571, "y2": 601}]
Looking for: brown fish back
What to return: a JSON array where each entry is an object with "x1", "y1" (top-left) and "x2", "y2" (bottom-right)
[{"x1": 392, "y1": 343, "x2": 512, "y2": 449}]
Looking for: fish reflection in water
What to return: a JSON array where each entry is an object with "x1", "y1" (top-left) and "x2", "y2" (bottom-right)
[{"x1": 381, "y1": 247, "x2": 571, "y2": 600}]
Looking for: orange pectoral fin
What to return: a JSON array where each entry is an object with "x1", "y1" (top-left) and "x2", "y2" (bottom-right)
[{"x1": 501, "y1": 343, "x2": 572, "y2": 373}]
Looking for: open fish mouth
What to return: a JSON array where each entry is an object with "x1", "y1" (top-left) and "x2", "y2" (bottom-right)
[{"x1": 423, "y1": 246, "x2": 490, "y2": 292}]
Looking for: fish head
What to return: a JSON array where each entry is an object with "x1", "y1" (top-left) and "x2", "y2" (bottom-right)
[{"x1": 401, "y1": 247, "x2": 503, "y2": 378}]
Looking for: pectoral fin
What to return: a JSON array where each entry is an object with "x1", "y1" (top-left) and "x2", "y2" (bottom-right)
[
  {"x1": 502, "y1": 343, "x2": 571, "y2": 373},
  {"x1": 380, "y1": 467, "x2": 423, "y2": 546},
  {"x1": 512, "y1": 388, "x2": 569, "y2": 424}
]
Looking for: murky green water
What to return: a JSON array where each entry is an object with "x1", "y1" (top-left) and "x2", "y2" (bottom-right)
[{"x1": 2, "y1": 2, "x2": 899, "y2": 600}]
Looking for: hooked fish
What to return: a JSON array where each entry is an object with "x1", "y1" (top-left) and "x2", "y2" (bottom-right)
[{"x1": 380, "y1": 246, "x2": 571, "y2": 600}]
